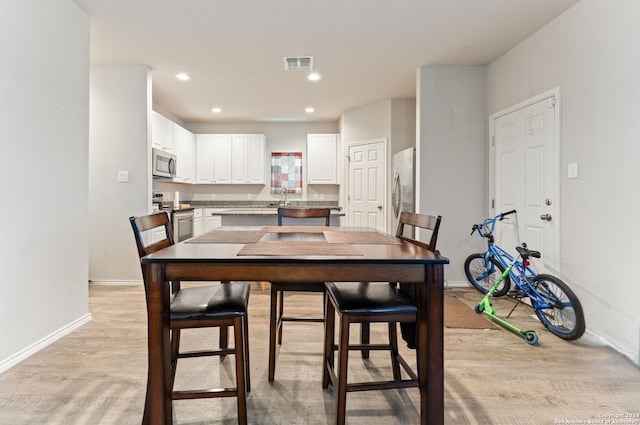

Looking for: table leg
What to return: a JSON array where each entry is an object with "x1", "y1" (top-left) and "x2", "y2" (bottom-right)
[
  {"x1": 417, "y1": 264, "x2": 444, "y2": 425},
  {"x1": 145, "y1": 263, "x2": 172, "y2": 425}
]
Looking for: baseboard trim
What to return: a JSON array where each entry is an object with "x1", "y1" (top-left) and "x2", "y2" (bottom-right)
[
  {"x1": 89, "y1": 279, "x2": 143, "y2": 286},
  {"x1": 0, "y1": 313, "x2": 92, "y2": 374},
  {"x1": 445, "y1": 280, "x2": 470, "y2": 289}
]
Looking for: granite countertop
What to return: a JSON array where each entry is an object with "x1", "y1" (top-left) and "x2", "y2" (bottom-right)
[
  {"x1": 184, "y1": 201, "x2": 343, "y2": 216},
  {"x1": 214, "y1": 207, "x2": 344, "y2": 216}
]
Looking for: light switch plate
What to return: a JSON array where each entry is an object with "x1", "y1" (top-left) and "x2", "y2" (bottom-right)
[
  {"x1": 118, "y1": 170, "x2": 130, "y2": 182},
  {"x1": 567, "y1": 163, "x2": 578, "y2": 179}
]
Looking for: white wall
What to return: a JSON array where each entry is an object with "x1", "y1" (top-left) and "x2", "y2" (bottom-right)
[
  {"x1": 416, "y1": 66, "x2": 487, "y2": 284},
  {"x1": 487, "y1": 0, "x2": 640, "y2": 365},
  {"x1": 340, "y1": 98, "x2": 417, "y2": 232},
  {"x1": 89, "y1": 66, "x2": 152, "y2": 284},
  {"x1": 0, "y1": 1, "x2": 90, "y2": 371}
]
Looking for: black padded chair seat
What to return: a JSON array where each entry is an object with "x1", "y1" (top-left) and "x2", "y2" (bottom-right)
[
  {"x1": 170, "y1": 283, "x2": 250, "y2": 320},
  {"x1": 325, "y1": 282, "x2": 417, "y2": 317}
]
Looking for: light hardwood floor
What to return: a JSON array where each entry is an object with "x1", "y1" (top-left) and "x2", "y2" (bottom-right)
[{"x1": 0, "y1": 283, "x2": 638, "y2": 425}]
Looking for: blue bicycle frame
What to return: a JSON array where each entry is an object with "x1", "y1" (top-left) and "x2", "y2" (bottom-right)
[{"x1": 477, "y1": 213, "x2": 569, "y2": 312}]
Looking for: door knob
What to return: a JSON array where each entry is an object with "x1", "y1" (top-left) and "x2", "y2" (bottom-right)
[
  {"x1": 377, "y1": 205, "x2": 383, "y2": 210},
  {"x1": 540, "y1": 214, "x2": 552, "y2": 221}
]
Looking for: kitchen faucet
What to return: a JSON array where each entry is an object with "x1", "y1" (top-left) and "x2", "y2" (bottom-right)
[{"x1": 280, "y1": 188, "x2": 290, "y2": 206}]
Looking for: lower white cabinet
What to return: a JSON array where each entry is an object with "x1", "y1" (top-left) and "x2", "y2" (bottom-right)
[
  {"x1": 151, "y1": 226, "x2": 166, "y2": 244},
  {"x1": 204, "y1": 209, "x2": 224, "y2": 232},
  {"x1": 193, "y1": 208, "x2": 203, "y2": 236}
]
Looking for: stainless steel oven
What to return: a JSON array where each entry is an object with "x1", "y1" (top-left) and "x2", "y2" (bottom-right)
[{"x1": 171, "y1": 209, "x2": 194, "y2": 242}]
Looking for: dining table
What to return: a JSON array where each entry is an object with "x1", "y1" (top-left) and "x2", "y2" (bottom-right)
[{"x1": 141, "y1": 225, "x2": 449, "y2": 425}]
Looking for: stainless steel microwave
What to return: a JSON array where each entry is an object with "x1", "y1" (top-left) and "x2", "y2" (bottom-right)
[{"x1": 152, "y1": 148, "x2": 177, "y2": 178}]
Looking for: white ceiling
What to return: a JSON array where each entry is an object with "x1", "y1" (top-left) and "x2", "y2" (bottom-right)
[{"x1": 74, "y1": 0, "x2": 580, "y2": 123}]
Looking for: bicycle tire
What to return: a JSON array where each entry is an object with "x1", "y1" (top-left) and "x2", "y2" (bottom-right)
[
  {"x1": 531, "y1": 274, "x2": 585, "y2": 340},
  {"x1": 464, "y1": 253, "x2": 511, "y2": 297}
]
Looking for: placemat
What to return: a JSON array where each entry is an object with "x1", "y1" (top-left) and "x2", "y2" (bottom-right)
[
  {"x1": 262, "y1": 226, "x2": 331, "y2": 233},
  {"x1": 323, "y1": 231, "x2": 401, "y2": 245},
  {"x1": 237, "y1": 241, "x2": 362, "y2": 256},
  {"x1": 186, "y1": 229, "x2": 266, "y2": 244}
]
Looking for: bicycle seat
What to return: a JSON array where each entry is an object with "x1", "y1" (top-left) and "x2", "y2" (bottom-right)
[{"x1": 516, "y1": 245, "x2": 541, "y2": 260}]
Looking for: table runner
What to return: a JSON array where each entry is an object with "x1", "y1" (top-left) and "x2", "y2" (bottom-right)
[
  {"x1": 186, "y1": 229, "x2": 266, "y2": 244},
  {"x1": 237, "y1": 241, "x2": 362, "y2": 256},
  {"x1": 322, "y1": 231, "x2": 401, "y2": 245},
  {"x1": 262, "y1": 226, "x2": 332, "y2": 233}
]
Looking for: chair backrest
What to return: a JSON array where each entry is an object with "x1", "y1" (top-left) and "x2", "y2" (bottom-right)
[
  {"x1": 129, "y1": 212, "x2": 175, "y2": 260},
  {"x1": 277, "y1": 207, "x2": 331, "y2": 226},
  {"x1": 395, "y1": 211, "x2": 441, "y2": 252}
]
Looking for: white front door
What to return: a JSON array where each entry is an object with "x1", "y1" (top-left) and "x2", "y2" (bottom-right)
[
  {"x1": 347, "y1": 140, "x2": 386, "y2": 231},
  {"x1": 492, "y1": 89, "x2": 560, "y2": 274}
]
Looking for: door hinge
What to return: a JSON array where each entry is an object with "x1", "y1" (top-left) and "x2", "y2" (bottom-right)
[
  {"x1": 346, "y1": 155, "x2": 351, "y2": 162},
  {"x1": 491, "y1": 199, "x2": 495, "y2": 209},
  {"x1": 549, "y1": 97, "x2": 556, "y2": 108},
  {"x1": 491, "y1": 136, "x2": 495, "y2": 147}
]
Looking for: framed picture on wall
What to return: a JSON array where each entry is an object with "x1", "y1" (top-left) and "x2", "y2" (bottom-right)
[{"x1": 271, "y1": 152, "x2": 302, "y2": 194}]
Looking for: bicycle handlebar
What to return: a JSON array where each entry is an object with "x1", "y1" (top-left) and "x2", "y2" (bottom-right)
[
  {"x1": 499, "y1": 209, "x2": 517, "y2": 220},
  {"x1": 469, "y1": 210, "x2": 517, "y2": 238}
]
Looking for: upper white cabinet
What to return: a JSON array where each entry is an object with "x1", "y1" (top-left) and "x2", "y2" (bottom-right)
[
  {"x1": 196, "y1": 134, "x2": 265, "y2": 185},
  {"x1": 231, "y1": 134, "x2": 266, "y2": 184},
  {"x1": 196, "y1": 134, "x2": 232, "y2": 184},
  {"x1": 307, "y1": 133, "x2": 339, "y2": 184},
  {"x1": 174, "y1": 124, "x2": 195, "y2": 183},
  {"x1": 152, "y1": 111, "x2": 175, "y2": 153}
]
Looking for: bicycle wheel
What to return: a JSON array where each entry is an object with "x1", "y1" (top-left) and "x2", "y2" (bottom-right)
[
  {"x1": 464, "y1": 253, "x2": 511, "y2": 297},
  {"x1": 531, "y1": 274, "x2": 585, "y2": 340}
]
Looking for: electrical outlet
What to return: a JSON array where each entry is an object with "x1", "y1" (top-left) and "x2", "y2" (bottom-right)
[{"x1": 118, "y1": 170, "x2": 129, "y2": 183}]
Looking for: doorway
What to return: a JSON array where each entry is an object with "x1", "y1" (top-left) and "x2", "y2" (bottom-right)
[
  {"x1": 345, "y1": 139, "x2": 387, "y2": 231},
  {"x1": 490, "y1": 88, "x2": 561, "y2": 274}
]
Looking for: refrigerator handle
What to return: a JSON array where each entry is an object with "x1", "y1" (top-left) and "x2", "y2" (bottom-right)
[{"x1": 392, "y1": 173, "x2": 401, "y2": 218}]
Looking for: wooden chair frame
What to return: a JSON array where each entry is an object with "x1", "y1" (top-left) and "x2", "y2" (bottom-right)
[
  {"x1": 268, "y1": 207, "x2": 331, "y2": 382},
  {"x1": 322, "y1": 211, "x2": 442, "y2": 425},
  {"x1": 130, "y1": 212, "x2": 250, "y2": 424}
]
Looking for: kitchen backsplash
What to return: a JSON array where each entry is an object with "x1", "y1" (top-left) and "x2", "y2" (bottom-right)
[{"x1": 153, "y1": 181, "x2": 340, "y2": 204}]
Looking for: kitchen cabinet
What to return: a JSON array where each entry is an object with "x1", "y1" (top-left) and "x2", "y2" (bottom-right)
[
  {"x1": 175, "y1": 125, "x2": 195, "y2": 183},
  {"x1": 193, "y1": 208, "x2": 203, "y2": 236},
  {"x1": 196, "y1": 134, "x2": 232, "y2": 184},
  {"x1": 204, "y1": 208, "x2": 223, "y2": 232},
  {"x1": 151, "y1": 226, "x2": 166, "y2": 244},
  {"x1": 152, "y1": 112, "x2": 175, "y2": 153},
  {"x1": 307, "y1": 133, "x2": 339, "y2": 184},
  {"x1": 231, "y1": 134, "x2": 266, "y2": 184},
  {"x1": 196, "y1": 134, "x2": 265, "y2": 185}
]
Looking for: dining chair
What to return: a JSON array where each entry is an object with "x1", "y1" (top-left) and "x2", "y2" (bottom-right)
[
  {"x1": 129, "y1": 212, "x2": 251, "y2": 425},
  {"x1": 321, "y1": 211, "x2": 442, "y2": 425},
  {"x1": 268, "y1": 207, "x2": 331, "y2": 382}
]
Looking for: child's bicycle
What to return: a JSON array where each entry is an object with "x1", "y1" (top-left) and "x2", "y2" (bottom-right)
[{"x1": 464, "y1": 210, "x2": 585, "y2": 343}]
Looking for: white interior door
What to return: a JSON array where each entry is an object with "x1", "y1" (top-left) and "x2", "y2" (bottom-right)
[
  {"x1": 492, "y1": 90, "x2": 560, "y2": 274},
  {"x1": 347, "y1": 140, "x2": 386, "y2": 231}
]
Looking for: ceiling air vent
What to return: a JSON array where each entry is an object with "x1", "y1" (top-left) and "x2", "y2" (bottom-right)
[{"x1": 283, "y1": 56, "x2": 313, "y2": 71}]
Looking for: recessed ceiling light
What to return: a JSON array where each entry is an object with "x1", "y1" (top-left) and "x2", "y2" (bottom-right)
[
  {"x1": 305, "y1": 107, "x2": 315, "y2": 113},
  {"x1": 211, "y1": 107, "x2": 222, "y2": 113},
  {"x1": 307, "y1": 72, "x2": 321, "y2": 81},
  {"x1": 176, "y1": 73, "x2": 190, "y2": 81}
]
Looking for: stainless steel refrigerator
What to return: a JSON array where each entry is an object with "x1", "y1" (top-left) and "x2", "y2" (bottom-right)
[{"x1": 391, "y1": 147, "x2": 416, "y2": 236}]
